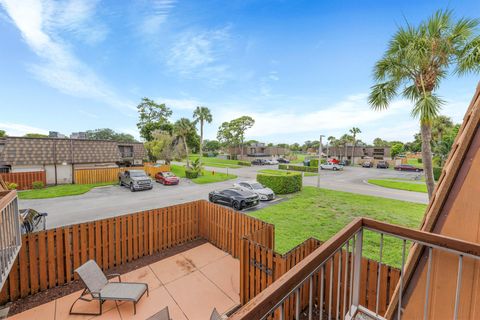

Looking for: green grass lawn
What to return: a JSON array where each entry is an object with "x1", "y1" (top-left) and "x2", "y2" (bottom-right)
[
  {"x1": 250, "y1": 187, "x2": 426, "y2": 267},
  {"x1": 171, "y1": 164, "x2": 237, "y2": 184},
  {"x1": 259, "y1": 169, "x2": 317, "y2": 177},
  {"x1": 18, "y1": 182, "x2": 115, "y2": 199},
  {"x1": 187, "y1": 155, "x2": 242, "y2": 168},
  {"x1": 368, "y1": 179, "x2": 428, "y2": 193},
  {"x1": 290, "y1": 153, "x2": 308, "y2": 164}
]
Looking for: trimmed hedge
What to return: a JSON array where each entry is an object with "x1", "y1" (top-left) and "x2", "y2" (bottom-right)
[
  {"x1": 417, "y1": 158, "x2": 423, "y2": 164},
  {"x1": 257, "y1": 172, "x2": 302, "y2": 194},
  {"x1": 279, "y1": 164, "x2": 318, "y2": 173},
  {"x1": 185, "y1": 169, "x2": 199, "y2": 179},
  {"x1": 32, "y1": 181, "x2": 45, "y2": 189},
  {"x1": 433, "y1": 167, "x2": 442, "y2": 181},
  {"x1": 237, "y1": 160, "x2": 252, "y2": 166}
]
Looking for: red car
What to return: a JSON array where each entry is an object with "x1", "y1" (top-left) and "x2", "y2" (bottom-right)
[
  {"x1": 155, "y1": 171, "x2": 180, "y2": 185},
  {"x1": 394, "y1": 164, "x2": 423, "y2": 172}
]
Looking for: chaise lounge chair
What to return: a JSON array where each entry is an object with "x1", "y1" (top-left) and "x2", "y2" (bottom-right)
[{"x1": 69, "y1": 260, "x2": 149, "y2": 316}]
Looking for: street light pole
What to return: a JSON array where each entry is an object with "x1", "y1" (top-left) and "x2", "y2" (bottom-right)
[{"x1": 317, "y1": 135, "x2": 324, "y2": 188}]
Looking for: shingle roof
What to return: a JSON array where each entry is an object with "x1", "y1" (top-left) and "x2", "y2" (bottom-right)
[{"x1": 0, "y1": 137, "x2": 146, "y2": 165}]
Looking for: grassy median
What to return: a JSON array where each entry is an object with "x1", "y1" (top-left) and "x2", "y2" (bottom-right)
[
  {"x1": 250, "y1": 187, "x2": 426, "y2": 266},
  {"x1": 171, "y1": 165, "x2": 237, "y2": 184},
  {"x1": 18, "y1": 182, "x2": 115, "y2": 199},
  {"x1": 258, "y1": 169, "x2": 317, "y2": 177},
  {"x1": 368, "y1": 179, "x2": 427, "y2": 193}
]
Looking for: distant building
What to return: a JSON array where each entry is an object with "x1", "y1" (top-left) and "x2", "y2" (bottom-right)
[
  {"x1": 70, "y1": 132, "x2": 87, "y2": 139},
  {"x1": 48, "y1": 131, "x2": 66, "y2": 138},
  {"x1": 228, "y1": 142, "x2": 289, "y2": 159},
  {"x1": 326, "y1": 145, "x2": 391, "y2": 163},
  {"x1": 0, "y1": 137, "x2": 146, "y2": 184}
]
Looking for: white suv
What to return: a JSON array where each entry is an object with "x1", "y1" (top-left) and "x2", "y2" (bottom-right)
[{"x1": 320, "y1": 162, "x2": 344, "y2": 171}]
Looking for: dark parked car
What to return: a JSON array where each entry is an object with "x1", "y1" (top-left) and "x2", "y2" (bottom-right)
[
  {"x1": 394, "y1": 164, "x2": 423, "y2": 172},
  {"x1": 208, "y1": 188, "x2": 260, "y2": 210},
  {"x1": 20, "y1": 209, "x2": 47, "y2": 234},
  {"x1": 362, "y1": 161, "x2": 373, "y2": 168},
  {"x1": 339, "y1": 160, "x2": 349, "y2": 166},
  {"x1": 376, "y1": 160, "x2": 389, "y2": 169},
  {"x1": 155, "y1": 171, "x2": 179, "y2": 185},
  {"x1": 251, "y1": 159, "x2": 267, "y2": 165},
  {"x1": 277, "y1": 158, "x2": 290, "y2": 164}
]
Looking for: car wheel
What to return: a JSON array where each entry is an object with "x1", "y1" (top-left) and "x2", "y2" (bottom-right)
[
  {"x1": 233, "y1": 201, "x2": 241, "y2": 210},
  {"x1": 415, "y1": 168, "x2": 420, "y2": 172},
  {"x1": 333, "y1": 167, "x2": 337, "y2": 171},
  {"x1": 119, "y1": 179, "x2": 122, "y2": 186},
  {"x1": 209, "y1": 195, "x2": 214, "y2": 203},
  {"x1": 130, "y1": 183, "x2": 135, "y2": 192}
]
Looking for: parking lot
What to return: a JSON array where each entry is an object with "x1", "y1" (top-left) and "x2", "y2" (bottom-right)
[{"x1": 19, "y1": 165, "x2": 428, "y2": 229}]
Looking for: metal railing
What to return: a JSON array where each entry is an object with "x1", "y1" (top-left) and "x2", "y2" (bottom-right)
[
  {"x1": 0, "y1": 191, "x2": 22, "y2": 291},
  {"x1": 229, "y1": 218, "x2": 480, "y2": 320}
]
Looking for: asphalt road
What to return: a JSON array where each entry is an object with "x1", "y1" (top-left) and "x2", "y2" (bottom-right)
[{"x1": 20, "y1": 165, "x2": 428, "y2": 229}]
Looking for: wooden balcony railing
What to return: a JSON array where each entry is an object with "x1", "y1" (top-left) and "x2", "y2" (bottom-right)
[
  {"x1": 0, "y1": 191, "x2": 21, "y2": 291},
  {"x1": 229, "y1": 218, "x2": 480, "y2": 320}
]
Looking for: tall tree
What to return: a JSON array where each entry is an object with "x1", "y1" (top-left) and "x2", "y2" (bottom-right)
[
  {"x1": 230, "y1": 116, "x2": 255, "y2": 159},
  {"x1": 327, "y1": 136, "x2": 337, "y2": 157},
  {"x1": 136, "y1": 98, "x2": 172, "y2": 141},
  {"x1": 173, "y1": 118, "x2": 196, "y2": 167},
  {"x1": 193, "y1": 106, "x2": 213, "y2": 156},
  {"x1": 368, "y1": 10, "x2": 480, "y2": 198},
  {"x1": 431, "y1": 115, "x2": 454, "y2": 142},
  {"x1": 24, "y1": 133, "x2": 48, "y2": 138},
  {"x1": 86, "y1": 128, "x2": 137, "y2": 142},
  {"x1": 0, "y1": 130, "x2": 5, "y2": 137},
  {"x1": 339, "y1": 134, "x2": 353, "y2": 161},
  {"x1": 373, "y1": 137, "x2": 390, "y2": 147},
  {"x1": 349, "y1": 127, "x2": 361, "y2": 165}
]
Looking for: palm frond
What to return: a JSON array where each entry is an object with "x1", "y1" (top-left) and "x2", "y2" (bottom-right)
[
  {"x1": 368, "y1": 81, "x2": 398, "y2": 110},
  {"x1": 455, "y1": 35, "x2": 480, "y2": 75},
  {"x1": 411, "y1": 93, "x2": 444, "y2": 123}
]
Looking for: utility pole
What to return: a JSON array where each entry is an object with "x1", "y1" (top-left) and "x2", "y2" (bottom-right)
[{"x1": 317, "y1": 135, "x2": 324, "y2": 188}]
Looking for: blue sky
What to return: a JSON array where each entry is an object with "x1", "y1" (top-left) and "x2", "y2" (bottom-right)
[{"x1": 0, "y1": 0, "x2": 479, "y2": 144}]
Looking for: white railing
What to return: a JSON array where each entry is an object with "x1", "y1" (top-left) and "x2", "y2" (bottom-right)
[
  {"x1": 229, "y1": 218, "x2": 480, "y2": 320},
  {"x1": 0, "y1": 191, "x2": 22, "y2": 291}
]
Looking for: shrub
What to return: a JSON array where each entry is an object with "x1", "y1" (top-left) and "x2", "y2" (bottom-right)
[
  {"x1": 185, "y1": 169, "x2": 199, "y2": 179},
  {"x1": 32, "y1": 181, "x2": 45, "y2": 189},
  {"x1": 433, "y1": 167, "x2": 442, "y2": 181},
  {"x1": 237, "y1": 160, "x2": 252, "y2": 166},
  {"x1": 7, "y1": 182, "x2": 18, "y2": 190},
  {"x1": 417, "y1": 158, "x2": 423, "y2": 164},
  {"x1": 279, "y1": 164, "x2": 318, "y2": 173},
  {"x1": 257, "y1": 172, "x2": 302, "y2": 194}
]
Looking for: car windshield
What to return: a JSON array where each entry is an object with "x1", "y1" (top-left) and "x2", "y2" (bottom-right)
[
  {"x1": 163, "y1": 172, "x2": 174, "y2": 177},
  {"x1": 130, "y1": 171, "x2": 147, "y2": 177},
  {"x1": 251, "y1": 183, "x2": 263, "y2": 190}
]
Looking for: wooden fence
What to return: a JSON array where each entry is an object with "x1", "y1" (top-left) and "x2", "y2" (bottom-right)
[
  {"x1": 74, "y1": 165, "x2": 170, "y2": 184},
  {"x1": 0, "y1": 200, "x2": 272, "y2": 304},
  {"x1": 240, "y1": 237, "x2": 400, "y2": 319},
  {"x1": 0, "y1": 171, "x2": 46, "y2": 190}
]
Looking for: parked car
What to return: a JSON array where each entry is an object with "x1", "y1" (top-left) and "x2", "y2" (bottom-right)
[
  {"x1": 233, "y1": 181, "x2": 275, "y2": 201},
  {"x1": 208, "y1": 188, "x2": 260, "y2": 210},
  {"x1": 376, "y1": 160, "x2": 389, "y2": 169},
  {"x1": 320, "y1": 162, "x2": 344, "y2": 171},
  {"x1": 338, "y1": 160, "x2": 349, "y2": 166},
  {"x1": 362, "y1": 161, "x2": 373, "y2": 168},
  {"x1": 303, "y1": 159, "x2": 311, "y2": 166},
  {"x1": 251, "y1": 159, "x2": 267, "y2": 165},
  {"x1": 394, "y1": 164, "x2": 423, "y2": 172},
  {"x1": 265, "y1": 159, "x2": 279, "y2": 165},
  {"x1": 19, "y1": 209, "x2": 47, "y2": 234},
  {"x1": 155, "y1": 171, "x2": 179, "y2": 185},
  {"x1": 118, "y1": 170, "x2": 153, "y2": 191},
  {"x1": 277, "y1": 158, "x2": 290, "y2": 164}
]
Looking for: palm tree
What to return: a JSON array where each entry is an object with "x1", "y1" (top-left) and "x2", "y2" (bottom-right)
[
  {"x1": 349, "y1": 127, "x2": 361, "y2": 165},
  {"x1": 174, "y1": 118, "x2": 195, "y2": 167},
  {"x1": 327, "y1": 136, "x2": 336, "y2": 157},
  {"x1": 368, "y1": 10, "x2": 480, "y2": 199},
  {"x1": 432, "y1": 115, "x2": 454, "y2": 142},
  {"x1": 339, "y1": 134, "x2": 353, "y2": 161},
  {"x1": 193, "y1": 106, "x2": 213, "y2": 157}
]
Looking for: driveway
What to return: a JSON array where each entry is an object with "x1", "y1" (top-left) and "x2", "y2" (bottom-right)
[{"x1": 20, "y1": 164, "x2": 428, "y2": 229}]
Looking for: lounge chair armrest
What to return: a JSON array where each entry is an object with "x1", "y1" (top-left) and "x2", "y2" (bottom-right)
[{"x1": 107, "y1": 273, "x2": 121, "y2": 282}]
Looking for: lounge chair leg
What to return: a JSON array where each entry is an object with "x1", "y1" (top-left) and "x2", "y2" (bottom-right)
[
  {"x1": 69, "y1": 290, "x2": 103, "y2": 316},
  {"x1": 134, "y1": 301, "x2": 136, "y2": 315}
]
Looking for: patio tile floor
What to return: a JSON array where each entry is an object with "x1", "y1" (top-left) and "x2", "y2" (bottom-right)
[{"x1": 7, "y1": 243, "x2": 239, "y2": 320}]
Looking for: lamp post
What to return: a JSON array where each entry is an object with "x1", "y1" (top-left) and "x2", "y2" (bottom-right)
[{"x1": 317, "y1": 135, "x2": 324, "y2": 188}]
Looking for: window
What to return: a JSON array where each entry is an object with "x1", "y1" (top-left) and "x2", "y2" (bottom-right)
[{"x1": 118, "y1": 145, "x2": 133, "y2": 158}]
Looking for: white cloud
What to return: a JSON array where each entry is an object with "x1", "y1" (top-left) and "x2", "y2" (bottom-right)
[
  {"x1": 139, "y1": 0, "x2": 176, "y2": 35},
  {"x1": 0, "y1": 122, "x2": 48, "y2": 136},
  {"x1": 0, "y1": 0, "x2": 133, "y2": 111},
  {"x1": 167, "y1": 26, "x2": 231, "y2": 84}
]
